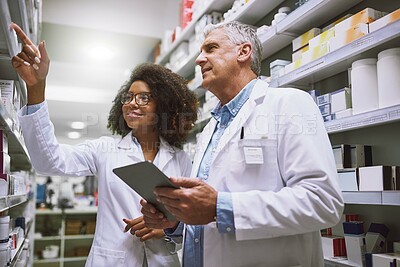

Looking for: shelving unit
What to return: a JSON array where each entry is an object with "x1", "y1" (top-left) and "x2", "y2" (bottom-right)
[
  {"x1": 34, "y1": 207, "x2": 97, "y2": 267},
  {"x1": 276, "y1": 20, "x2": 400, "y2": 87},
  {"x1": 1, "y1": 1, "x2": 41, "y2": 267},
  {"x1": 156, "y1": 0, "x2": 234, "y2": 66},
  {"x1": 158, "y1": 0, "x2": 400, "y2": 265}
]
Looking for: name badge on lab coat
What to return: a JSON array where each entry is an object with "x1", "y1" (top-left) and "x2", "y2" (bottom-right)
[{"x1": 243, "y1": 146, "x2": 264, "y2": 164}]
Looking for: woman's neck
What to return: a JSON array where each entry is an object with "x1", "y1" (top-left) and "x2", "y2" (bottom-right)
[{"x1": 133, "y1": 130, "x2": 160, "y2": 162}]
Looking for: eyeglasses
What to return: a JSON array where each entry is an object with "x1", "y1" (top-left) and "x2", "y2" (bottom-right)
[{"x1": 120, "y1": 92, "x2": 152, "y2": 106}]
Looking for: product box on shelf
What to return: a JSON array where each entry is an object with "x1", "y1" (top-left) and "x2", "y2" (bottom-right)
[
  {"x1": 321, "y1": 235, "x2": 347, "y2": 258},
  {"x1": 291, "y1": 45, "x2": 309, "y2": 62},
  {"x1": 330, "y1": 87, "x2": 352, "y2": 115},
  {"x1": 334, "y1": 108, "x2": 353, "y2": 119},
  {"x1": 330, "y1": 23, "x2": 369, "y2": 52},
  {"x1": 343, "y1": 221, "x2": 366, "y2": 267},
  {"x1": 0, "y1": 131, "x2": 8, "y2": 155},
  {"x1": 292, "y1": 28, "x2": 321, "y2": 52},
  {"x1": 365, "y1": 223, "x2": 389, "y2": 253},
  {"x1": 309, "y1": 27, "x2": 335, "y2": 49},
  {"x1": 302, "y1": 42, "x2": 330, "y2": 63},
  {"x1": 332, "y1": 144, "x2": 351, "y2": 169},
  {"x1": 372, "y1": 253, "x2": 400, "y2": 266},
  {"x1": 0, "y1": 174, "x2": 10, "y2": 197},
  {"x1": 358, "y1": 166, "x2": 392, "y2": 191},
  {"x1": 334, "y1": 8, "x2": 385, "y2": 35},
  {"x1": 369, "y1": 8, "x2": 400, "y2": 32},
  {"x1": 337, "y1": 170, "x2": 358, "y2": 191},
  {"x1": 350, "y1": 145, "x2": 372, "y2": 168}
]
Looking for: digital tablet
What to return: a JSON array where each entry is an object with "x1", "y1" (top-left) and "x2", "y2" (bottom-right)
[{"x1": 112, "y1": 161, "x2": 179, "y2": 220}]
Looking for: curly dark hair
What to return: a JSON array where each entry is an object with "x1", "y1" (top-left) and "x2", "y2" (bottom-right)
[{"x1": 107, "y1": 63, "x2": 198, "y2": 148}]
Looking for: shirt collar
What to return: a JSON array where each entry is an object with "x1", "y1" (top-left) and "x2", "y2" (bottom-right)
[{"x1": 211, "y1": 79, "x2": 257, "y2": 120}]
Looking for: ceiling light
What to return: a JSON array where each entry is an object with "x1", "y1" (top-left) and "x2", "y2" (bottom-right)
[
  {"x1": 67, "y1": 132, "x2": 81, "y2": 139},
  {"x1": 87, "y1": 45, "x2": 114, "y2": 61},
  {"x1": 71, "y1": 121, "x2": 86, "y2": 130}
]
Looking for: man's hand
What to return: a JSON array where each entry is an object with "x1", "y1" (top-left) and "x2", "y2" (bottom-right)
[
  {"x1": 123, "y1": 216, "x2": 165, "y2": 242},
  {"x1": 154, "y1": 177, "x2": 218, "y2": 225}
]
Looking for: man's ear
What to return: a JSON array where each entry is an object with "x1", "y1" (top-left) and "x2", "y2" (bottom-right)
[{"x1": 237, "y1": 43, "x2": 252, "y2": 63}]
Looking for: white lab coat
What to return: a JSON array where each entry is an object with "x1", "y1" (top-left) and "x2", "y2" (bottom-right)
[
  {"x1": 191, "y1": 80, "x2": 344, "y2": 267},
  {"x1": 18, "y1": 103, "x2": 191, "y2": 267}
]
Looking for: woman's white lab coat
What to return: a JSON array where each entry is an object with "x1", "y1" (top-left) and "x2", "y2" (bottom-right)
[
  {"x1": 18, "y1": 103, "x2": 191, "y2": 267},
  {"x1": 191, "y1": 80, "x2": 344, "y2": 267}
]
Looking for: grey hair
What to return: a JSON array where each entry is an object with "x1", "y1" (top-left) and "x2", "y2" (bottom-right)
[{"x1": 203, "y1": 21, "x2": 263, "y2": 76}]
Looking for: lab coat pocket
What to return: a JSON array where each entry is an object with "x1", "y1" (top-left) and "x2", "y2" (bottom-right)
[
  {"x1": 227, "y1": 139, "x2": 279, "y2": 191},
  {"x1": 92, "y1": 246, "x2": 125, "y2": 267}
]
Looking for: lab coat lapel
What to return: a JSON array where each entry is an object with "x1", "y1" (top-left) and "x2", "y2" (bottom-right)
[
  {"x1": 191, "y1": 118, "x2": 218, "y2": 177},
  {"x1": 213, "y1": 81, "x2": 267, "y2": 161},
  {"x1": 117, "y1": 133, "x2": 143, "y2": 162},
  {"x1": 157, "y1": 138, "x2": 175, "y2": 172}
]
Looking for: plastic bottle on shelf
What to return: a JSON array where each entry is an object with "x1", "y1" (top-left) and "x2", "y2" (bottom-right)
[
  {"x1": 377, "y1": 47, "x2": 400, "y2": 108},
  {"x1": 351, "y1": 58, "x2": 379, "y2": 115}
]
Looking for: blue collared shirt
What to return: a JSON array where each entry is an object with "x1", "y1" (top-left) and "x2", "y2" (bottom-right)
[{"x1": 181, "y1": 79, "x2": 256, "y2": 267}]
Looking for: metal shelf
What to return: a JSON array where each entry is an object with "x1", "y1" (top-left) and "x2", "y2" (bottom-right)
[
  {"x1": 64, "y1": 234, "x2": 94, "y2": 240},
  {"x1": 174, "y1": 51, "x2": 199, "y2": 78},
  {"x1": 156, "y1": 0, "x2": 234, "y2": 65},
  {"x1": 325, "y1": 104, "x2": 400, "y2": 134},
  {"x1": 325, "y1": 258, "x2": 357, "y2": 267},
  {"x1": 10, "y1": 219, "x2": 33, "y2": 267},
  {"x1": 0, "y1": 99, "x2": 31, "y2": 170},
  {"x1": 7, "y1": 0, "x2": 29, "y2": 37},
  {"x1": 259, "y1": 0, "x2": 362, "y2": 59},
  {"x1": 160, "y1": 0, "x2": 285, "y2": 73},
  {"x1": 225, "y1": 0, "x2": 285, "y2": 25},
  {"x1": 342, "y1": 191, "x2": 400, "y2": 206},
  {"x1": 277, "y1": 20, "x2": 400, "y2": 87},
  {"x1": 0, "y1": 194, "x2": 29, "y2": 212}
]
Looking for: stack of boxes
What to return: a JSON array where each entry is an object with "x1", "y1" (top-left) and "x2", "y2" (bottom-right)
[
  {"x1": 315, "y1": 87, "x2": 352, "y2": 122},
  {"x1": 179, "y1": 0, "x2": 195, "y2": 30},
  {"x1": 285, "y1": 7, "x2": 388, "y2": 74}
]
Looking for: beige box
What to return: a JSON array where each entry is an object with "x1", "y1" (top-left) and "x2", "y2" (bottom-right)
[
  {"x1": 330, "y1": 23, "x2": 369, "y2": 52},
  {"x1": 322, "y1": 14, "x2": 353, "y2": 32},
  {"x1": 302, "y1": 42, "x2": 330, "y2": 63},
  {"x1": 292, "y1": 28, "x2": 320, "y2": 52},
  {"x1": 334, "y1": 8, "x2": 385, "y2": 35},
  {"x1": 309, "y1": 27, "x2": 335, "y2": 49},
  {"x1": 292, "y1": 45, "x2": 309, "y2": 62},
  {"x1": 369, "y1": 8, "x2": 400, "y2": 32}
]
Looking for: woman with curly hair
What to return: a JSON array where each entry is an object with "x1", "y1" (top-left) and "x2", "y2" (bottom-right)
[{"x1": 12, "y1": 23, "x2": 197, "y2": 267}]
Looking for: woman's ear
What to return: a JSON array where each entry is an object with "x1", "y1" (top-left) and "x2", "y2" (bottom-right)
[{"x1": 237, "y1": 43, "x2": 252, "y2": 63}]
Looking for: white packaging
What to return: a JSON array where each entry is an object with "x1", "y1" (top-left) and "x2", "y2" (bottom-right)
[
  {"x1": 345, "y1": 235, "x2": 366, "y2": 267},
  {"x1": 0, "y1": 216, "x2": 10, "y2": 241},
  {"x1": 351, "y1": 58, "x2": 379, "y2": 115},
  {"x1": 331, "y1": 87, "x2": 352, "y2": 114},
  {"x1": 394, "y1": 241, "x2": 400, "y2": 253},
  {"x1": 372, "y1": 253, "x2": 400, "y2": 266},
  {"x1": 337, "y1": 170, "x2": 358, "y2": 191},
  {"x1": 377, "y1": 47, "x2": 400, "y2": 108},
  {"x1": 358, "y1": 166, "x2": 392, "y2": 191},
  {"x1": 0, "y1": 241, "x2": 9, "y2": 267},
  {"x1": 335, "y1": 108, "x2": 353, "y2": 119}
]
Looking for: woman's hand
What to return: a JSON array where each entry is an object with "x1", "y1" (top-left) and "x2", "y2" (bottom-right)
[
  {"x1": 123, "y1": 216, "x2": 166, "y2": 242},
  {"x1": 11, "y1": 23, "x2": 50, "y2": 104}
]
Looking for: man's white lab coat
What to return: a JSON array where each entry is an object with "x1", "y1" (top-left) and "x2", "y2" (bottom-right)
[{"x1": 191, "y1": 80, "x2": 344, "y2": 267}]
